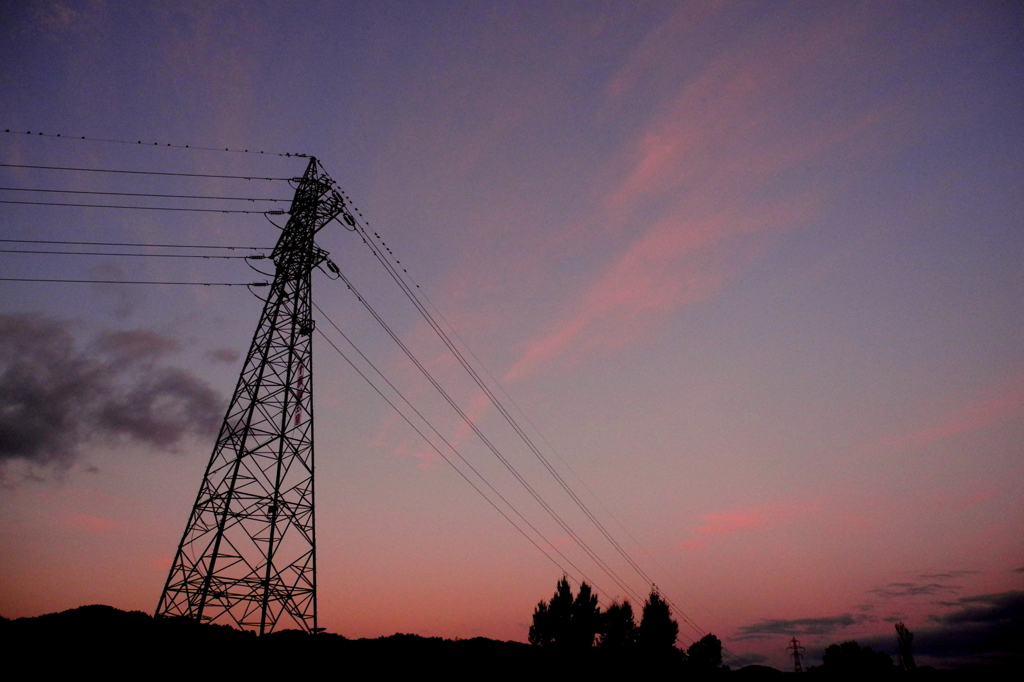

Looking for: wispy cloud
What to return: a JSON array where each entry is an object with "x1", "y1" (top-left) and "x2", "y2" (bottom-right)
[
  {"x1": 866, "y1": 379, "x2": 1024, "y2": 462},
  {"x1": 681, "y1": 500, "x2": 821, "y2": 550},
  {"x1": 735, "y1": 614, "x2": 864, "y2": 640},
  {"x1": 501, "y1": 6, "x2": 904, "y2": 382},
  {"x1": 869, "y1": 582, "x2": 961, "y2": 599},
  {"x1": 918, "y1": 571, "x2": 980, "y2": 581},
  {"x1": 66, "y1": 513, "x2": 116, "y2": 534},
  {"x1": 898, "y1": 385, "x2": 1024, "y2": 452}
]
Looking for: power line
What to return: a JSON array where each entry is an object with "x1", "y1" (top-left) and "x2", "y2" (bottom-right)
[
  {"x1": 326, "y1": 267, "x2": 645, "y2": 605},
  {"x1": 0, "y1": 238, "x2": 269, "y2": 250},
  {"x1": 0, "y1": 187, "x2": 291, "y2": 202},
  {"x1": 416, "y1": 281, "x2": 721, "y2": 632},
  {"x1": 0, "y1": 199, "x2": 284, "y2": 214},
  {"x1": 350, "y1": 225, "x2": 655, "y2": 585},
  {"x1": 0, "y1": 163, "x2": 291, "y2": 181},
  {"x1": 313, "y1": 319, "x2": 609, "y2": 601},
  {"x1": 0, "y1": 277, "x2": 268, "y2": 286},
  {"x1": 3, "y1": 128, "x2": 307, "y2": 158},
  {"x1": 348, "y1": 217, "x2": 710, "y2": 640},
  {"x1": 313, "y1": 302, "x2": 610, "y2": 599},
  {"x1": 0, "y1": 248, "x2": 261, "y2": 259}
]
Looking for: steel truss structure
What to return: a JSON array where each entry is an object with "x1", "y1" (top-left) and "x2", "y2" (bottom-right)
[{"x1": 156, "y1": 157, "x2": 349, "y2": 633}]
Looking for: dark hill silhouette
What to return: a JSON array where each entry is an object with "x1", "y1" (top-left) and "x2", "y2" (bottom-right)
[
  {"x1": 733, "y1": 664, "x2": 786, "y2": 677},
  {"x1": 4, "y1": 605, "x2": 1014, "y2": 678},
  {"x1": 1, "y1": 605, "x2": 540, "y2": 677}
]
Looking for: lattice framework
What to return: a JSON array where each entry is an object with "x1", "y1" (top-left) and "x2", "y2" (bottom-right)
[{"x1": 156, "y1": 158, "x2": 348, "y2": 634}]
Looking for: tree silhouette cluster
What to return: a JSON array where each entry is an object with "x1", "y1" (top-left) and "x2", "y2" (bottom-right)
[
  {"x1": 529, "y1": 577, "x2": 726, "y2": 675},
  {"x1": 810, "y1": 640, "x2": 895, "y2": 677}
]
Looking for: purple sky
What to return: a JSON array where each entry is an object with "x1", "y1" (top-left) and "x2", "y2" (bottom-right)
[{"x1": 1, "y1": 1, "x2": 1022, "y2": 669}]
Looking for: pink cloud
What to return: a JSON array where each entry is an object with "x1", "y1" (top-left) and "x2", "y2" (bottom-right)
[
  {"x1": 151, "y1": 556, "x2": 174, "y2": 570},
  {"x1": 890, "y1": 380, "x2": 1024, "y2": 453},
  {"x1": 603, "y1": 1, "x2": 730, "y2": 101},
  {"x1": 66, "y1": 513, "x2": 115, "y2": 534},
  {"x1": 910, "y1": 390, "x2": 1024, "y2": 446},
  {"x1": 503, "y1": 200, "x2": 815, "y2": 383},
  {"x1": 499, "y1": 9, "x2": 903, "y2": 384},
  {"x1": 682, "y1": 500, "x2": 823, "y2": 550},
  {"x1": 952, "y1": 490, "x2": 997, "y2": 512},
  {"x1": 444, "y1": 391, "x2": 494, "y2": 451}
]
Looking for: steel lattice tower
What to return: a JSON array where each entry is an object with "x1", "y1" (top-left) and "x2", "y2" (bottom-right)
[
  {"x1": 788, "y1": 636, "x2": 805, "y2": 673},
  {"x1": 156, "y1": 157, "x2": 348, "y2": 634}
]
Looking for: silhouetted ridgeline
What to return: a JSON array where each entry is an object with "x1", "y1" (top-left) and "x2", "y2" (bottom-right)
[
  {"x1": 0, "y1": 605, "x2": 1004, "y2": 678},
  {"x1": 0, "y1": 604, "x2": 727, "y2": 678},
  {"x1": 1, "y1": 605, "x2": 535, "y2": 676}
]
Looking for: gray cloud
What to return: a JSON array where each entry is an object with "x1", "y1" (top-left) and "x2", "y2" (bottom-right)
[
  {"x1": 869, "y1": 582, "x2": 960, "y2": 599},
  {"x1": 916, "y1": 570, "x2": 979, "y2": 581},
  {"x1": 734, "y1": 614, "x2": 863, "y2": 640},
  {"x1": 205, "y1": 348, "x2": 240, "y2": 364},
  {"x1": 724, "y1": 652, "x2": 769, "y2": 667},
  {"x1": 0, "y1": 313, "x2": 223, "y2": 475},
  {"x1": 934, "y1": 591, "x2": 1024, "y2": 621},
  {"x1": 860, "y1": 591, "x2": 1024, "y2": 667}
]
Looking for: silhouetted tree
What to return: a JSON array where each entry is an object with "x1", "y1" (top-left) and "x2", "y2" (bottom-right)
[
  {"x1": 687, "y1": 633, "x2": 723, "y2": 672},
  {"x1": 570, "y1": 581, "x2": 601, "y2": 649},
  {"x1": 529, "y1": 577, "x2": 601, "y2": 651},
  {"x1": 637, "y1": 588, "x2": 679, "y2": 651},
  {"x1": 599, "y1": 600, "x2": 637, "y2": 650},
  {"x1": 895, "y1": 622, "x2": 915, "y2": 671},
  {"x1": 820, "y1": 640, "x2": 894, "y2": 676},
  {"x1": 529, "y1": 576, "x2": 572, "y2": 647},
  {"x1": 529, "y1": 599, "x2": 553, "y2": 647}
]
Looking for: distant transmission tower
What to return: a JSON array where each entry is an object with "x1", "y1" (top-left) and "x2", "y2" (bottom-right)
[
  {"x1": 156, "y1": 157, "x2": 349, "y2": 634},
  {"x1": 787, "y1": 636, "x2": 805, "y2": 673}
]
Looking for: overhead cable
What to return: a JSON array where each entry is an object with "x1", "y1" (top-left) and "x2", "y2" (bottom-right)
[
  {"x1": 0, "y1": 186, "x2": 291, "y2": 202},
  {"x1": 351, "y1": 223, "x2": 653, "y2": 585},
  {"x1": 0, "y1": 163, "x2": 291, "y2": 181},
  {"x1": 314, "y1": 301, "x2": 608, "y2": 599},
  {"x1": 351, "y1": 217, "x2": 708, "y2": 640},
  {"x1": 2, "y1": 127, "x2": 308, "y2": 157},
  {"x1": 0, "y1": 160, "x2": 290, "y2": 179},
  {"x1": 0, "y1": 199, "x2": 284, "y2": 214},
  {"x1": 0, "y1": 248, "x2": 260, "y2": 259},
  {"x1": 327, "y1": 267, "x2": 644, "y2": 605},
  {"x1": 314, "y1": 319, "x2": 609, "y2": 600},
  {"x1": 0, "y1": 238, "x2": 269, "y2": 250},
  {"x1": 0, "y1": 277, "x2": 267, "y2": 286}
]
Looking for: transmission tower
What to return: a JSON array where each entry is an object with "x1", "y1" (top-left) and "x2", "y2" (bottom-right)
[
  {"x1": 156, "y1": 157, "x2": 349, "y2": 634},
  {"x1": 787, "y1": 636, "x2": 805, "y2": 673}
]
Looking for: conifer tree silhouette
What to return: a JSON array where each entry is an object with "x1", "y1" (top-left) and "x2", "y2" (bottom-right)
[
  {"x1": 570, "y1": 582, "x2": 601, "y2": 649},
  {"x1": 529, "y1": 577, "x2": 601, "y2": 651},
  {"x1": 637, "y1": 588, "x2": 678, "y2": 651},
  {"x1": 529, "y1": 576, "x2": 573, "y2": 647},
  {"x1": 599, "y1": 601, "x2": 637, "y2": 649}
]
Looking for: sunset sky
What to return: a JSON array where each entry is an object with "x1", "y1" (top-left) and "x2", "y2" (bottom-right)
[{"x1": 1, "y1": 1, "x2": 1022, "y2": 670}]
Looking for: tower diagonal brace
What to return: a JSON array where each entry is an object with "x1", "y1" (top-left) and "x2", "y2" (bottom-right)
[{"x1": 155, "y1": 157, "x2": 349, "y2": 634}]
